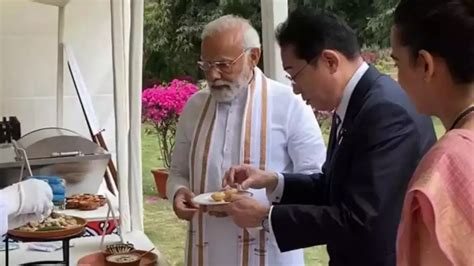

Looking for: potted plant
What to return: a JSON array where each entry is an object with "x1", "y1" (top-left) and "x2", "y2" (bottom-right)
[{"x1": 142, "y1": 79, "x2": 198, "y2": 198}]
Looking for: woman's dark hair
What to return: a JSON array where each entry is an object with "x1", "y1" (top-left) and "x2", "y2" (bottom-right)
[
  {"x1": 394, "y1": 0, "x2": 474, "y2": 84},
  {"x1": 276, "y1": 8, "x2": 360, "y2": 63}
]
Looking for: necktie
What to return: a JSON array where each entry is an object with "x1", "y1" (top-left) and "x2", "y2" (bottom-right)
[{"x1": 327, "y1": 113, "x2": 342, "y2": 160}]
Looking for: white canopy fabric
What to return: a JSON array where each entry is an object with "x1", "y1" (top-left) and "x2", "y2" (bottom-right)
[
  {"x1": 0, "y1": 0, "x2": 288, "y2": 236},
  {"x1": 110, "y1": 0, "x2": 144, "y2": 232}
]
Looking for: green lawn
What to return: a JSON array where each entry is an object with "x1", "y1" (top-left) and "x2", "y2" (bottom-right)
[{"x1": 142, "y1": 118, "x2": 445, "y2": 266}]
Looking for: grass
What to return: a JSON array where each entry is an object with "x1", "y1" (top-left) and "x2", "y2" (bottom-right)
[{"x1": 143, "y1": 198, "x2": 188, "y2": 266}]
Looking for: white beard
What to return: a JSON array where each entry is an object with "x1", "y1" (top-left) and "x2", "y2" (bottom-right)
[
  {"x1": 208, "y1": 72, "x2": 249, "y2": 102},
  {"x1": 209, "y1": 86, "x2": 239, "y2": 102}
]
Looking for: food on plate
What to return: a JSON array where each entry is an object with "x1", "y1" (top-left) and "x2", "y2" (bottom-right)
[
  {"x1": 65, "y1": 199, "x2": 80, "y2": 209},
  {"x1": 210, "y1": 188, "x2": 239, "y2": 202},
  {"x1": 16, "y1": 212, "x2": 79, "y2": 232},
  {"x1": 66, "y1": 193, "x2": 106, "y2": 210},
  {"x1": 223, "y1": 188, "x2": 238, "y2": 202},
  {"x1": 106, "y1": 254, "x2": 141, "y2": 265},
  {"x1": 210, "y1": 191, "x2": 225, "y2": 202}
]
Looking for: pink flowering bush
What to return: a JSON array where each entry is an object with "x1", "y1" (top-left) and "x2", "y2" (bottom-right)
[{"x1": 142, "y1": 79, "x2": 198, "y2": 169}]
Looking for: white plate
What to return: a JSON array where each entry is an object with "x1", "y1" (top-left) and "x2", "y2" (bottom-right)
[{"x1": 192, "y1": 191, "x2": 253, "y2": 206}]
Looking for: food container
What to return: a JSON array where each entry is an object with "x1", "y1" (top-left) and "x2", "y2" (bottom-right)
[{"x1": 0, "y1": 128, "x2": 110, "y2": 196}]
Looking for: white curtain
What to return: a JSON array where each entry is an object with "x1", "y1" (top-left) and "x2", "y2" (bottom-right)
[{"x1": 110, "y1": 0, "x2": 144, "y2": 232}]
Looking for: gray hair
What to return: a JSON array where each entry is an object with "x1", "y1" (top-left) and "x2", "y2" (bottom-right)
[{"x1": 201, "y1": 15, "x2": 261, "y2": 49}]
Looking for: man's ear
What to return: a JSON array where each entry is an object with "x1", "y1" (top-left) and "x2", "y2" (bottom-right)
[
  {"x1": 249, "y1": 48, "x2": 261, "y2": 67},
  {"x1": 320, "y1": 50, "x2": 340, "y2": 74}
]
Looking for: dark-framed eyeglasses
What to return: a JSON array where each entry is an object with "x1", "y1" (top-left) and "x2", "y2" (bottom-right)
[
  {"x1": 285, "y1": 56, "x2": 318, "y2": 86},
  {"x1": 197, "y1": 48, "x2": 251, "y2": 74}
]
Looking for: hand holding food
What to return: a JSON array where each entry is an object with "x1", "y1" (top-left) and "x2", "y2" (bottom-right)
[{"x1": 223, "y1": 165, "x2": 278, "y2": 192}]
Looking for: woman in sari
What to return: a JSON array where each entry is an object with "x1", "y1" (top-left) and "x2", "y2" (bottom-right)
[{"x1": 390, "y1": 0, "x2": 474, "y2": 265}]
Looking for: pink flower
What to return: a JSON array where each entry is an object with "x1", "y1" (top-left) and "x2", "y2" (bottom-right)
[
  {"x1": 142, "y1": 79, "x2": 199, "y2": 169},
  {"x1": 142, "y1": 79, "x2": 198, "y2": 125}
]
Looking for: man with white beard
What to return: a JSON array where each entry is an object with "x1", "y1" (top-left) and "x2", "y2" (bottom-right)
[{"x1": 166, "y1": 15, "x2": 326, "y2": 266}]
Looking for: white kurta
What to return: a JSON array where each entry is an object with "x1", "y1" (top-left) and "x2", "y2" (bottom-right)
[{"x1": 167, "y1": 68, "x2": 326, "y2": 266}]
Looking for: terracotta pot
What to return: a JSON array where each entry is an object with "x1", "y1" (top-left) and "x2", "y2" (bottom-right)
[{"x1": 151, "y1": 169, "x2": 168, "y2": 199}]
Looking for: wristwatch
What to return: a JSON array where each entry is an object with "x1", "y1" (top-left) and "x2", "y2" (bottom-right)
[{"x1": 261, "y1": 215, "x2": 270, "y2": 233}]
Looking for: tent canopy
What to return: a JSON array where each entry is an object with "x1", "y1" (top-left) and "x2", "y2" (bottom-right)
[{"x1": 0, "y1": 0, "x2": 289, "y2": 233}]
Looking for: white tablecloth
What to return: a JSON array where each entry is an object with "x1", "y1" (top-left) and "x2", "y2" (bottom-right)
[
  {"x1": 2, "y1": 230, "x2": 167, "y2": 265},
  {"x1": 58, "y1": 205, "x2": 120, "y2": 222}
]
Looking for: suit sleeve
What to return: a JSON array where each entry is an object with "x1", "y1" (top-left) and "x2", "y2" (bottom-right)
[
  {"x1": 271, "y1": 102, "x2": 422, "y2": 251},
  {"x1": 277, "y1": 171, "x2": 328, "y2": 205}
]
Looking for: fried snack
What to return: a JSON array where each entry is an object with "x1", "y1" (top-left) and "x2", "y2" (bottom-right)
[
  {"x1": 16, "y1": 212, "x2": 78, "y2": 232},
  {"x1": 66, "y1": 199, "x2": 80, "y2": 209},
  {"x1": 66, "y1": 193, "x2": 106, "y2": 209},
  {"x1": 210, "y1": 188, "x2": 240, "y2": 202},
  {"x1": 210, "y1": 191, "x2": 225, "y2": 202},
  {"x1": 224, "y1": 188, "x2": 238, "y2": 202}
]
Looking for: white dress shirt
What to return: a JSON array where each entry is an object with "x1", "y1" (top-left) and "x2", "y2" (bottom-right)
[{"x1": 335, "y1": 62, "x2": 369, "y2": 135}]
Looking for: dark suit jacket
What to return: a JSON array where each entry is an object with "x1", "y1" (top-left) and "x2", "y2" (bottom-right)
[{"x1": 271, "y1": 66, "x2": 436, "y2": 266}]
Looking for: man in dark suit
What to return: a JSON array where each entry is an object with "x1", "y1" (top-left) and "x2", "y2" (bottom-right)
[{"x1": 217, "y1": 8, "x2": 437, "y2": 266}]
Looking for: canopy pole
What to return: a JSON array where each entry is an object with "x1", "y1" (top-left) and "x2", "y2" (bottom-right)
[
  {"x1": 260, "y1": 0, "x2": 288, "y2": 84},
  {"x1": 56, "y1": 6, "x2": 65, "y2": 127}
]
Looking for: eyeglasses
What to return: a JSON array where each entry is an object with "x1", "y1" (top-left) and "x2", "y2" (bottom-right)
[
  {"x1": 286, "y1": 64, "x2": 309, "y2": 86},
  {"x1": 197, "y1": 48, "x2": 251, "y2": 74},
  {"x1": 285, "y1": 56, "x2": 318, "y2": 86}
]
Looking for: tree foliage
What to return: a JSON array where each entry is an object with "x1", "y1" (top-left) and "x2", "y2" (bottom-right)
[
  {"x1": 143, "y1": 0, "x2": 261, "y2": 84},
  {"x1": 143, "y1": 0, "x2": 222, "y2": 85},
  {"x1": 143, "y1": 0, "x2": 397, "y2": 83},
  {"x1": 289, "y1": 0, "x2": 398, "y2": 47}
]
